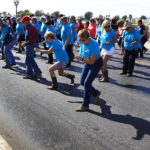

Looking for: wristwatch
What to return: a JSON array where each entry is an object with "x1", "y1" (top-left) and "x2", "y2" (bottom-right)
[{"x1": 81, "y1": 57, "x2": 84, "y2": 61}]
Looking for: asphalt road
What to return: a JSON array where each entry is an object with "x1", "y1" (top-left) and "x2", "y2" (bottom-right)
[{"x1": 0, "y1": 43, "x2": 150, "y2": 150}]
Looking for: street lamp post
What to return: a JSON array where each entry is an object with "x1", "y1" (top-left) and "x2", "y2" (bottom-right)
[{"x1": 14, "y1": 0, "x2": 20, "y2": 17}]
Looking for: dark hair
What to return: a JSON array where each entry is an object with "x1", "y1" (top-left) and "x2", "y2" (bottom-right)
[
  {"x1": 90, "y1": 18, "x2": 96, "y2": 23},
  {"x1": 137, "y1": 19, "x2": 142, "y2": 24},
  {"x1": 45, "y1": 20, "x2": 53, "y2": 25},
  {"x1": 60, "y1": 16, "x2": 68, "y2": 23},
  {"x1": 117, "y1": 20, "x2": 124, "y2": 26},
  {"x1": 32, "y1": 17, "x2": 37, "y2": 22},
  {"x1": 85, "y1": 21, "x2": 89, "y2": 25},
  {"x1": 59, "y1": 14, "x2": 64, "y2": 18}
]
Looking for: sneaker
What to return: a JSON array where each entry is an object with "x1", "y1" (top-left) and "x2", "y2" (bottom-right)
[
  {"x1": 23, "y1": 76, "x2": 33, "y2": 79},
  {"x1": 126, "y1": 73, "x2": 132, "y2": 77},
  {"x1": 75, "y1": 106, "x2": 89, "y2": 112},
  {"x1": 120, "y1": 72, "x2": 127, "y2": 75},
  {"x1": 47, "y1": 85, "x2": 58, "y2": 90}
]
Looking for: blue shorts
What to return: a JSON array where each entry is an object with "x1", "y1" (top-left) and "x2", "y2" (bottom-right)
[{"x1": 55, "y1": 61, "x2": 68, "y2": 69}]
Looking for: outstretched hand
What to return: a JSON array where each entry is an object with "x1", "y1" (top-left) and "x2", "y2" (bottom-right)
[
  {"x1": 34, "y1": 48, "x2": 39, "y2": 52},
  {"x1": 74, "y1": 56, "x2": 82, "y2": 61}
]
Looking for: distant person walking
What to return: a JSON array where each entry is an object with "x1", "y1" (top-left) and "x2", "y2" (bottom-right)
[
  {"x1": 88, "y1": 18, "x2": 97, "y2": 39},
  {"x1": 45, "y1": 20, "x2": 56, "y2": 64},
  {"x1": 60, "y1": 16, "x2": 74, "y2": 67},
  {"x1": 136, "y1": 19, "x2": 148, "y2": 57},
  {"x1": 16, "y1": 17, "x2": 25, "y2": 53},
  {"x1": 77, "y1": 17, "x2": 84, "y2": 33},
  {"x1": 0, "y1": 19, "x2": 17, "y2": 69},
  {"x1": 70, "y1": 16, "x2": 77, "y2": 42},
  {"x1": 117, "y1": 20, "x2": 125, "y2": 55},
  {"x1": 96, "y1": 15, "x2": 103, "y2": 45},
  {"x1": 54, "y1": 16, "x2": 62, "y2": 41}
]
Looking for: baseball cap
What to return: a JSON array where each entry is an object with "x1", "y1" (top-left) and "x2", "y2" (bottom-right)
[
  {"x1": 20, "y1": 16, "x2": 30, "y2": 22},
  {"x1": 12, "y1": 16, "x2": 16, "y2": 20}
]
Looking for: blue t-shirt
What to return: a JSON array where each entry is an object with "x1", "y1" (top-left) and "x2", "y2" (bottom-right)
[
  {"x1": 79, "y1": 38, "x2": 101, "y2": 60},
  {"x1": 34, "y1": 22, "x2": 40, "y2": 32},
  {"x1": 123, "y1": 29, "x2": 141, "y2": 50},
  {"x1": 70, "y1": 22, "x2": 77, "y2": 41},
  {"x1": 40, "y1": 22, "x2": 47, "y2": 38},
  {"x1": 54, "y1": 21, "x2": 62, "y2": 35},
  {"x1": 96, "y1": 24, "x2": 102, "y2": 40},
  {"x1": 16, "y1": 23, "x2": 25, "y2": 35},
  {"x1": 46, "y1": 25, "x2": 56, "y2": 37},
  {"x1": 46, "y1": 25, "x2": 56, "y2": 47},
  {"x1": 0, "y1": 26, "x2": 8, "y2": 42},
  {"x1": 49, "y1": 39, "x2": 69, "y2": 62},
  {"x1": 61, "y1": 23, "x2": 74, "y2": 45},
  {"x1": 100, "y1": 29, "x2": 116, "y2": 50}
]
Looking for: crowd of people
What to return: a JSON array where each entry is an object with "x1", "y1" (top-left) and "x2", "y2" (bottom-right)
[{"x1": 0, "y1": 14, "x2": 149, "y2": 111}]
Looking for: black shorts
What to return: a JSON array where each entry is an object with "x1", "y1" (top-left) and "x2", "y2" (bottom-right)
[{"x1": 18, "y1": 35, "x2": 25, "y2": 42}]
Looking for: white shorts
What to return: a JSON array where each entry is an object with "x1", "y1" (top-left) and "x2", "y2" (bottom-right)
[{"x1": 101, "y1": 47, "x2": 116, "y2": 56}]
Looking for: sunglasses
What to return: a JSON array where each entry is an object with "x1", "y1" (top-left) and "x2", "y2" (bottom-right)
[
  {"x1": 104, "y1": 25, "x2": 110, "y2": 28},
  {"x1": 79, "y1": 39, "x2": 86, "y2": 42}
]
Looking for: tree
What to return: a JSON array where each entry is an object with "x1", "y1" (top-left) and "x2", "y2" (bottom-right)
[
  {"x1": 0, "y1": 11, "x2": 11, "y2": 18},
  {"x1": 122, "y1": 15, "x2": 127, "y2": 21},
  {"x1": 35, "y1": 10, "x2": 44, "y2": 17},
  {"x1": 140, "y1": 15, "x2": 147, "y2": 20},
  {"x1": 18, "y1": 10, "x2": 32, "y2": 17},
  {"x1": 114, "y1": 15, "x2": 120, "y2": 21},
  {"x1": 129, "y1": 14, "x2": 132, "y2": 22},
  {"x1": 52, "y1": 11, "x2": 60, "y2": 18},
  {"x1": 84, "y1": 11, "x2": 93, "y2": 20}
]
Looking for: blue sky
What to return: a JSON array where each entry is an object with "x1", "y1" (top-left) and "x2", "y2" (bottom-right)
[{"x1": 0, "y1": 0, "x2": 150, "y2": 18}]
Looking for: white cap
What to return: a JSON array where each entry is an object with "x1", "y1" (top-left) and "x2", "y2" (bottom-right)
[{"x1": 41, "y1": 15, "x2": 46, "y2": 20}]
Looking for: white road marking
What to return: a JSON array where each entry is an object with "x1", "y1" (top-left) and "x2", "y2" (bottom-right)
[
  {"x1": 136, "y1": 60, "x2": 150, "y2": 66},
  {"x1": 0, "y1": 135, "x2": 13, "y2": 150}
]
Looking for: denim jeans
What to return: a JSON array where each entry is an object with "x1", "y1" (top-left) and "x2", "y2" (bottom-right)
[
  {"x1": 25, "y1": 43, "x2": 41, "y2": 76},
  {"x1": 80, "y1": 57, "x2": 103, "y2": 107},
  {"x1": 4, "y1": 38, "x2": 17, "y2": 67}
]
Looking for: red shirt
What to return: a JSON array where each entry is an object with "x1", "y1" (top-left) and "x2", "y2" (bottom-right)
[
  {"x1": 25, "y1": 24, "x2": 39, "y2": 46},
  {"x1": 88, "y1": 23, "x2": 97, "y2": 39},
  {"x1": 117, "y1": 27, "x2": 124, "y2": 36},
  {"x1": 77, "y1": 22, "x2": 84, "y2": 33},
  {"x1": 84, "y1": 24, "x2": 89, "y2": 30}
]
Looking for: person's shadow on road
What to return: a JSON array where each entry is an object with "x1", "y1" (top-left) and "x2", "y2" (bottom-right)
[{"x1": 88, "y1": 99, "x2": 150, "y2": 140}]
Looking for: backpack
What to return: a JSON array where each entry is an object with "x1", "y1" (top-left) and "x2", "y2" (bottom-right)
[{"x1": 3, "y1": 25, "x2": 16, "y2": 46}]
